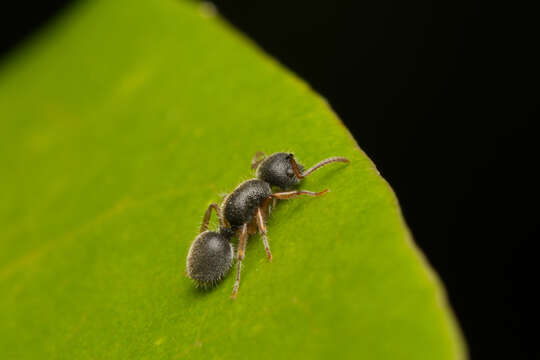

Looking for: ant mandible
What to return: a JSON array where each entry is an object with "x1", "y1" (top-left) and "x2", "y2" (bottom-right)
[{"x1": 186, "y1": 152, "x2": 350, "y2": 298}]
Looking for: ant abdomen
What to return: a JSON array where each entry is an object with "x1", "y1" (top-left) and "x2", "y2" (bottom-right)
[{"x1": 186, "y1": 231, "x2": 233, "y2": 288}]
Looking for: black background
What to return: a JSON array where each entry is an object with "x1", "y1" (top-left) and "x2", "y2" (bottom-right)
[{"x1": 1, "y1": 1, "x2": 538, "y2": 358}]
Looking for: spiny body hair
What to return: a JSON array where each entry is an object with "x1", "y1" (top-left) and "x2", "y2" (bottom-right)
[{"x1": 186, "y1": 230, "x2": 234, "y2": 288}]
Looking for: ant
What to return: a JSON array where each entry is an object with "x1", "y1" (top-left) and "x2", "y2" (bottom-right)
[{"x1": 186, "y1": 152, "x2": 349, "y2": 298}]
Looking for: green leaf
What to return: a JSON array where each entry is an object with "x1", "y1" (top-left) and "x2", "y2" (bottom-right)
[{"x1": 0, "y1": 0, "x2": 466, "y2": 358}]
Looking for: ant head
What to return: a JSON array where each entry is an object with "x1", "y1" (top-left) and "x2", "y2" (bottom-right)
[
  {"x1": 186, "y1": 230, "x2": 233, "y2": 287},
  {"x1": 255, "y1": 152, "x2": 350, "y2": 190},
  {"x1": 256, "y1": 152, "x2": 304, "y2": 190}
]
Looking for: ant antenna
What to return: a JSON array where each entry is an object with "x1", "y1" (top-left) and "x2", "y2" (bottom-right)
[{"x1": 290, "y1": 155, "x2": 350, "y2": 179}]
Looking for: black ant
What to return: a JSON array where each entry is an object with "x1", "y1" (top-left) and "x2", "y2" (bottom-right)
[{"x1": 186, "y1": 152, "x2": 349, "y2": 298}]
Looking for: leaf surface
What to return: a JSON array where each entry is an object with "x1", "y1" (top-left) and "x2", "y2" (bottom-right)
[{"x1": 0, "y1": 0, "x2": 465, "y2": 358}]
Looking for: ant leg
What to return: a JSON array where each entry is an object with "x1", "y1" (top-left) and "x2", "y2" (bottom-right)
[
  {"x1": 256, "y1": 207, "x2": 272, "y2": 261},
  {"x1": 270, "y1": 189, "x2": 329, "y2": 200},
  {"x1": 232, "y1": 223, "x2": 248, "y2": 299},
  {"x1": 247, "y1": 217, "x2": 257, "y2": 235},
  {"x1": 259, "y1": 196, "x2": 273, "y2": 218},
  {"x1": 200, "y1": 203, "x2": 223, "y2": 233},
  {"x1": 251, "y1": 151, "x2": 266, "y2": 170}
]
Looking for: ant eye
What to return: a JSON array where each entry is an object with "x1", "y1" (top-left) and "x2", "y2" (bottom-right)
[{"x1": 286, "y1": 168, "x2": 294, "y2": 177}]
